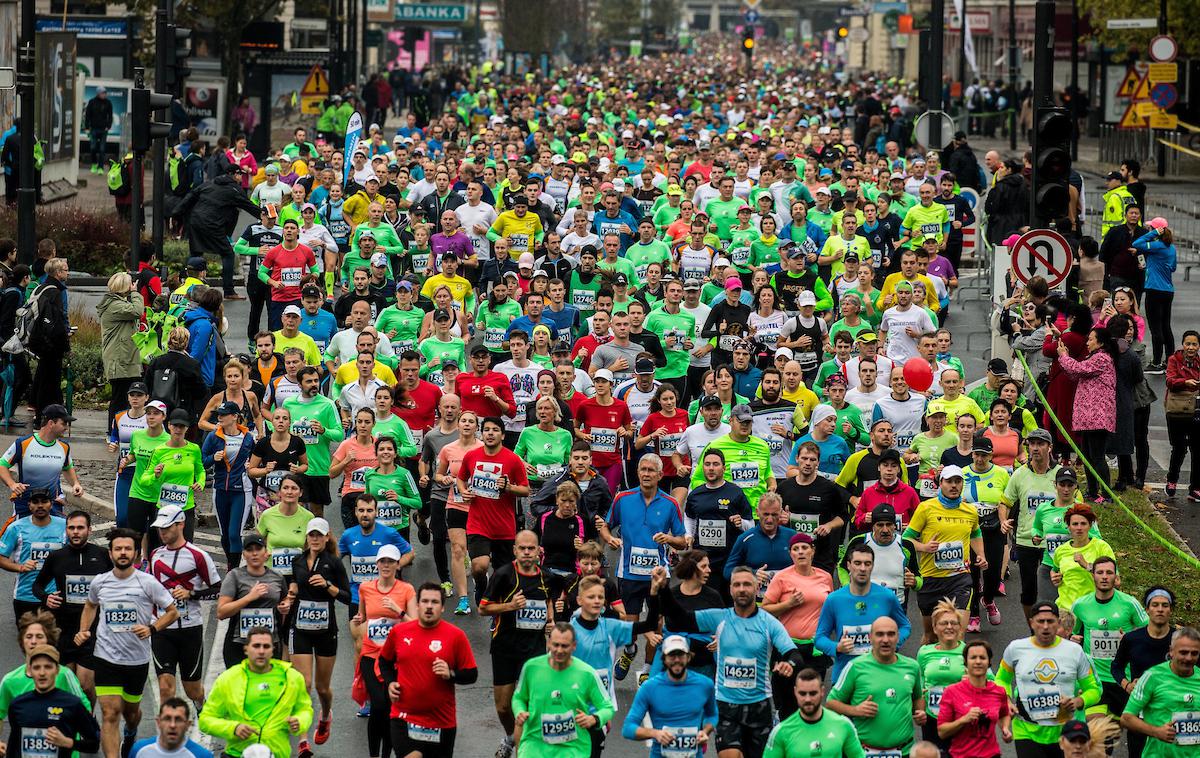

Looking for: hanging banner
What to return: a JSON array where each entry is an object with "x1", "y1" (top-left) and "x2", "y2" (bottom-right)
[
  {"x1": 949, "y1": 0, "x2": 978, "y2": 76},
  {"x1": 343, "y1": 111, "x2": 363, "y2": 184}
]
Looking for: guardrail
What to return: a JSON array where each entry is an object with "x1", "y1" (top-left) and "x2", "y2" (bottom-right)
[{"x1": 1099, "y1": 124, "x2": 1200, "y2": 177}]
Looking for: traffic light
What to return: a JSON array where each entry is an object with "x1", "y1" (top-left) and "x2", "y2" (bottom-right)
[
  {"x1": 131, "y1": 87, "x2": 173, "y2": 152},
  {"x1": 163, "y1": 25, "x2": 192, "y2": 92},
  {"x1": 742, "y1": 28, "x2": 755, "y2": 58},
  {"x1": 402, "y1": 27, "x2": 421, "y2": 53},
  {"x1": 1031, "y1": 105, "x2": 1072, "y2": 227}
]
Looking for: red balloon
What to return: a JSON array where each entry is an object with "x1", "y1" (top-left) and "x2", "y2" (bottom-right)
[{"x1": 903, "y1": 359, "x2": 934, "y2": 392}]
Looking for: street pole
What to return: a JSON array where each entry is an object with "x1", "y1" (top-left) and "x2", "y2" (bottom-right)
[
  {"x1": 1155, "y1": 0, "x2": 1167, "y2": 176},
  {"x1": 474, "y1": 0, "x2": 482, "y2": 61},
  {"x1": 928, "y1": 0, "x2": 945, "y2": 145},
  {"x1": 130, "y1": 67, "x2": 145, "y2": 270},
  {"x1": 15, "y1": 0, "x2": 35, "y2": 264},
  {"x1": 1030, "y1": 0, "x2": 1054, "y2": 225},
  {"x1": 958, "y1": 0, "x2": 967, "y2": 114},
  {"x1": 1070, "y1": 0, "x2": 1078, "y2": 160},
  {"x1": 1008, "y1": 0, "x2": 1018, "y2": 150},
  {"x1": 151, "y1": 3, "x2": 168, "y2": 261},
  {"x1": 329, "y1": 0, "x2": 342, "y2": 93}
]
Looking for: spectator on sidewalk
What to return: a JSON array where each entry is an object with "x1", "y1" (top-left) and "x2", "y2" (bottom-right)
[{"x1": 97, "y1": 272, "x2": 145, "y2": 431}]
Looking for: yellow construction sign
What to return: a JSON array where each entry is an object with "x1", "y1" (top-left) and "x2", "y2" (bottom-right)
[
  {"x1": 300, "y1": 65, "x2": 330, "y2": 115},
  {"x1": 1131, "y1": 74, "x2": 1150, "y2": 101},
  {"x1": 1148, "y1": 62, "x2": 1178, "y2": 83},
  {"x1": 1149, "y1": 112, "x2": 1178, "y2": 129},
  {"x1": 1118, "y1": 101, "x2": 1148, "y2": 129},
  {"x1": 1116, "y1": 69, "x2": 1140, "y2": 97}
]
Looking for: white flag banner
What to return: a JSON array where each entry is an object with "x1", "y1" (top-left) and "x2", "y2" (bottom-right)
[{"x1": 953, "y1": 0, "x2": 980, "y2": 76}]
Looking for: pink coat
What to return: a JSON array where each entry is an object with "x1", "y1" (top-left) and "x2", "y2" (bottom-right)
[{"x1": 1056, "y1": 349, "x2": 1116, "y2": 432}]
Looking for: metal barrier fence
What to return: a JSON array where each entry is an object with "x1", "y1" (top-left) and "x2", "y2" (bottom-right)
[{"x1": 1099, "y1": 125, "x2": 1200, "y2": 178}]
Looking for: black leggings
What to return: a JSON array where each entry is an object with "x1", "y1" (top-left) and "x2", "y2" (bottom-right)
[
  {"x1": 430, "y1": 497, "x2": 450, "y2": 584},
  {"x1": 1167, "y1": 415, "x2": 1200, "y2": 491},
  {"x1": 107, "y1": 376, "x2": 137, "y2": 434},
  {"x1": 1144, "y1": 289, "x2": 1175, "y2": 365},
  {"x1": 1016, "y1": 544, "x2": 1043, "y2": 607},
  {"x1": 359, "y1": 655, "x2": 393, "y2": 758},
  {"x1": 1118, "y1": 405, "x2": 1151, "y2": 486},
  {"x1": 969, "y1": 527, "x2": 1007, "y2": 613},
  {"x1": 1078, "y1": 429, "x2": 1110, "y2": 499}
]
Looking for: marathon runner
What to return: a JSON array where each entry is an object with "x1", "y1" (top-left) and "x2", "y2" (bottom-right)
[
  {"x1": 0, "y1": 405, "x2": 82, "y2": 526},
  {"x1": 129, "y1": 699, "x2": 213, "y2": 758},
  {"x1": 0, "y1": 488, "x2": 65, "y2": 620},
  {"x1": 622, "y1": 634, "x2": 719, "y2": 758},
  {"x1": 3, "y1": 645, "x2": 100, "y2": 757},
  {"x1": 764, "y1": 667, "x2": 865, "y2": 758},
  {"x1": 216, "y1": 532, "x2": 290, "y2": 667},
  {"x1": 816, "y1": 542, "x2": 912, "y2": 679},
  {"x1": 1120, "y1": 626, "x2": 1200, "y2": 758}
]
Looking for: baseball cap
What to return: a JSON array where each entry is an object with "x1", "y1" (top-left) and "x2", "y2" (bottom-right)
[
  {"x1": 921, "y1": 233, "x2": 939, "y2": 244},
  {"x1": 146, "y1": 400, "x2": 168, "y2": 414},
  {"x1": 358, "y1": 229, "x2": 376, "y2": 241},
  {"x1": 662, "y1": 635, "x2": 690, "y2": 655},
  {"x1": 797, "y1": 291, "x2": 817, "y2": 307},
  {"x1": 301, "y1": 285, "x2": 323, "y2": 299},
  {"x1": 988, "y1": 358, "x2": 1009, "y2": 376},
  {"x1": 666, "y1": 184, "x2": 683, "y2": 196},
  {"x1": 282, "y1": 305, "x2": 302, "y2": 317},
  {"x1": 1148, "y1": 216, "x2": 1169, "y2": 232},
  {"x1": 376, "y1": 544, "x2": 403, "y2": 562},
  {"x1": 186, "y1": 256, "x2": 207, "y2": 271},
  {"x1": 42, "y1": 404, "x2": 75, "y2": 423},
  {"x1": 613, "y1": 273, "x2": 629, "y2": 286},
  {"x1": 775, "y1": 347, "x2": 794, "y2": 360},
  {"x1": 25, "y1": 645, "x2": 59, "y2": 665},
  {"x1": 1105, "y1": 171, "x2": 1123, "y2": 181},
  {"x1": 469, "y1": 344, "x2": 490, "y2": 356},
  {"x1": 27, "y1": 489, "x2": 51, "y2": 502},
  {"x1": 1056, "y1": 467, "x2": 1078, "y2": 484},
  {"x1": 167, "y1": 409, "x2": 191, "y2": 426},
  {"x1": 878, "y1": 448, "x2": 902, "y2": 465},
  {"x1": 433, "y1": 308, "x2": 452, "y2": 322},
  {"x1": 152, "y1": 504, "x2": 187, "y2": 528},
  {"x1": 890, "y1": 171, "x2": 906, "y2": 180},
  {"x1": 395, "y1": 280, "x2": 414, "y2": 292},
  {"x1": 724, "y1": 276, "x2": 743, "y2": 291},
  {"x1": 814, "y1": 186, "x2": 831, "y2": 196},
  {"x1": 683, "y1": 279, "x2": 701, "y2": 290},
  {"x1": 871, "y1": 503, "x2": 897, "y2": 524},
  {"x1": 593, "y1": 368, "x2": 615, "y2": 383},
  {"x1": 242, "y1": 533, "x2": 266, "y2": 549},
  {"x1": 216, "y1": 401, "x2": 241, "y2": 417},
  {"x1": 1027, "y1": 428, "x2": 1053, "y2": 444},
  {"x1": 1060, "y1": 721, "x2": 1090, "y2": 743},
  {"x1": 370, "y1": 253, "x2": 389, "y2": 267},
  {"x1": 856, "y1": 332, "x2": 878, "y2": 343},
  {"x1": 127, "y1": 381, "x2": 149, "y2": 396},
  {"x1": 550, "y1": 154, "x2": 566, "y2": 165},
  {"x1": 730, "y1": 404, "x2": 753, "y2": 422},
  {"x1": 698, "y1": 394, "x2": 723, "y2": 408},
  {"x1": 971, "y1": 434, "x2": 994, "y2": 454},
  {"x1": 518, "y1": 252, "x2": 536, "y2": 268},
  {"x1": 940, "y1": 464, "x2": 965, "y2": 480},
  {"x1": 553, "y1": 338, "x2": 572, "y2": 353},
  {"x1": 713, "y1": 257, "x2": 731, "y2": 268},
  {"x1": 306, "y1": 517, "x2": 330, "y2": 535},
  {"x1": 512, "y1": 194, "x2": 529, "y2": 206},
  {"x1": 264, "y1": 164, "x2": 280, "y2": 175},
  {"x1": 634, "y1": 357, "x2": 656, "y2": 375}
]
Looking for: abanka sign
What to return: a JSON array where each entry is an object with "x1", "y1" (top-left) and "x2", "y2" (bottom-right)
[{"x1": 394, "y1": 4, "x2": 467, "y2": 23}]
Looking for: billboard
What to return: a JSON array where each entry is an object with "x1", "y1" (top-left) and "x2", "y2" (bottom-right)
[
  {"x1": 79, "y1": 79, "x2": 130, "y2": 145},
  {"x1": 183, "y1": 80, "x2": 226, "y2": 139},
  {"x1": 36, "y1": 31, "x2": 77, "y2": 164}
]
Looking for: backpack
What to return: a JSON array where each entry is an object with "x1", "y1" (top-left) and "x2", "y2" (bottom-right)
[
  {"x1": 2, "y1": 283, "x2": 54, "y2": 358},
  {"x1": 131, "y1": 307, "x2": 179, "y2": 362},
  {"x1": 32, "y1": 141, "x2": 44, "y2": 171},
  {"x1": 149, "y1": 363, "x2": 181, "y2": 409},
  {"x1": 107, "y1": 160, "x2": 128, "y2": 196},
  {"x1": 168, "y1": 154, "x2": 193, "y2": 197}
]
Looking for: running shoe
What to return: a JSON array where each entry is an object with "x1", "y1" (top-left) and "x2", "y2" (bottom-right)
[
  {"x1": 638, "y1": 671, "x2": 650, "y2": 687},
  {"x1": 314, "y1": 715, "x2": 331, "y2": 744},
  {"x1": 1167, "y1": 482, "x2": 1178, "y2": 497},
  {"x1": 441, "y1": 581, "x2": 454, "y2": 597},
  {"x1": 297, "y1": 740, "x2": 314, "y2": 758},
  {"x1": 614, "y1": 643, "x2": 637, "y2": 681},
  {"x1": 455, "y1": 596, "x2": 471, "y2": 615},
  {"x1": 1145, "y1": 362, "x2": 1166, "y2": 375},
  {"x1": 997, "y1": 582, "x2": 1006, "y2": 597},
  {"x1": 967, "y1": 616, "x2": 981, "y2": 633},
  {"x1": 417, "y1": 519, "x2": 431, "y2": 545},
  {"x1": 1190, "y1": 488, "x2": 1200, "y2": 503},
  {"x1": 121, "y1": 727, "x2": 138, "y2": 758},
  {"x1": 985, "y1": 602, "x2": 1002, "y2": 625},
  {"x1": 357, "y1": 702, "x2": 371, "y2": 718},
  {"x1": 495, "y1": 736, "x2": 514, "y2": 758}
]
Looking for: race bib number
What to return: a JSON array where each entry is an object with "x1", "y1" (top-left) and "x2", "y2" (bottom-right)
[
  {"x1": 918, "y1": 477, "x2": 938, "y2": 499},
  {"x1": 697, "y1": 519, "x2": 727, "y2": 548},
  {"x1": 927, "y1": 685, "x2": 945, "y2": 716},
  {"x1": 509, "y1": 233, "x2": 530, "y2": 251},
  {"x1": 722, "y1": 656, "x2": 757, "y2": 689},
  {"x1": 484, "y1": 327, "x2": 506, "y2": 350},
  {"x1": 158, "y1": 482, "x2": 190, "y2": 508},
  {"x1": 894, "y1": 433, "x2": 915, "y2": 448},
  {"x1": 295, "y1": 599, "x2": 330, "y2": 631},
  {"x1": 1026, "y1": 494, "x2": 1054, "y2": 514},
  {"x1": 1043, "y1": 532, "x2": 1070, "y2": 557},
  {"x1": 845, "y1": 623, "x2": 871, "y2": 656},
  {"x1": 291, "y1": 420, "x2": 319, "y2": 445},
  {"x1": 864, "y1": 749, "x2": 903, "y2": 758},
  {"x1": 1089, "y1": 630, "x2": 1122, "y2": 660},
  {"x1": 717, "y1": 335, "x2": 737, "y2": 352},
  {"x1": 377, "y1": 500, "x2": 406, "y2": 527},
  {"x1": 64, "y1": 574, "x2": 92, "y2": 604},
  {"x1": 103, "y1": 601, "x2": 139, "y2": 632},
  {"x1": 349, "y1": 467, "x2": 370, "y2": 489},
  {"x1": 628, "y1": 546, "x2": 659, "y2": 577},
  {"x1": 411, "y1": 251, "x2": 431, "y2": 271},
  {"x1": 350, "y1": 555, "x2": 379, "y2": 582},
  {"x1": 28, "y1": 541, "x2": 59, "y2": 565},
  {"x1": 239, "y1": 608, "x2": 275, "y2": 637},
  {"x1": 730, "y1": 246, "x2": 750, "y2": 266},
  {"x1": 469, "y1": 463, "x2": 502, "y2": 499},
  {"x1": 515, "y1": 598, "x2": 548, "y2": 630},
  {"x1": 591, "y1": 428, "x2": 618, "y2": 454},
  {"x1": 933, "y1": 541, "x2": 965, "y2": 570},
  {"x1": 21, "y1": 729, "x2": 55, "y2": 758},
  {"x1": 1174, "y1": 712, "x2": 1200, "y2": 746},
  {"x1": 408, "y1": 723, "x2": 442, "y2": 743},
  {"x1": 1023, "y1": 689, "x2": 1061, "y2": 722},
  {"x1": 661, "y1": 726, "x2": 700, "y2": 758},
  {"x1": 270, "y1": 547, "x2": 301, "y2": 575},
  {"x1": 975, "y1": 502, "x2": 998, "y2": 519},
  {"x1": 175, "y1": 595, "x2": 193, "y2": 623},
  {"x1": 536, "y1": 463, "x2": 564, "y2": 480},
  {"x1": 264, "y1": 471, "x2": 286, "y2": 492},
  {"x1": 729, "y1": 461, "x2": 759, "y2": 489},
  {"x1": 919, "y1": 223, "x2": 941, "y2": 236},
  {"x1": 791, "y1": 512, "x2": 819, "y2": 535},
  {"x1": 572, "y1": 289, "x2": 596, "y2": 310},
  {"x1": 680, "y1": 267, "x2": 705, "y2": 283},
  {"x1": 659, "y1": 434, "x2": 682, "y2": 454},
  {"x1": 541, "y1": 712, "x2": 577, "y2": 744},
  {"x1": 367, "y1": 617, "x2": 396, "y2": 643},
  {"x1": 796, "y1": 351, "x2": 818, "y2": 369},
  {"x1": 757, "y1": 327, "x2": 780, "y2": 349},
  {"x1": 281, "y1": 267, "x2": 303, "y2": 286}
]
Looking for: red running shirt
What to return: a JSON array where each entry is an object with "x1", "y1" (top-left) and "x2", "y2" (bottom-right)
[{"x1": 379, "y1": 618, "x2": 476, "y2": 729}]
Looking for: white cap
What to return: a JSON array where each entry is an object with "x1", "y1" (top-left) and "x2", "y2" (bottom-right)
[
  {"x1": 376, "y1": 544, "x2": 403, "y2": 562},
  {"x1": 713, "y1": 257, "x2": 731, "y2": 268},
  {"x1": 797, "y1": 290, "x2": 817, "y2": 307},
  {"x1": 612, "y1": 178, "x2": 626, "y2": 191},
  {"x1": 814, "y1": 186, "x2": 831, "y2": 196},
  {"x1": 282, "y1": 304, "x2": 302, "y2": 317},
  {"x1": 621, "y1": 129, "x2": 635, "y2": 140},
  {"x1": 940, "y1": 465, "x2": 965, "y2": 480},
  {"x1": 550, "y1": 154, "x2": 566, "y2": 165},
  {"x1": 241, "y1": 746, "x2": 273, "y2": 758},
  {"x1": 370, "y1": 252, "x2": 389, "y2": 267},
  {"x1": 146, "y1": 400, "x2": 168, "y2": 414},
  {"x1": 518, "y1": 252, "x2": 536, "y2": 268},
  {"x1": 774, "y1": 347, "x2": 794, "y2": 359},
  {"x1": 151, "y1": 504, "x2": 186, "y2": 528},
  {"x1": 662, "y1": 635, "x2": 690, "y2": 655},
  {"x1": 593, "y1": 368, "x2": 615, "y2": 383},
  {"x1": 306, "y1": 517, "x2": 330, "y2": 535},
  {"x1": 811, "y1": 404, "x2": 837, "y2": 428}
]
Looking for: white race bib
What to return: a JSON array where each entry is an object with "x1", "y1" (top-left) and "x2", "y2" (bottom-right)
[
  {"x1": 103, "y1": 601, "x2": 139, "y2": 632},
  {"x1": 1023, "y1": 688, "x2": 1061, "y2": 722},
  {"x1": 239, "y1": 607, "x2": 276, "y2": 637},
  {"x1": 469, "y1": 463, "x2": 502, "y2": 500},
  {"x1": 377, "y1": 500, "x2": 407, "y2": 527},
  {"x1": 697, "y1": 519, "x2": 727, "y2": 548},
  {"x1": 281, "y1": 267, "x2": 303, "y2": 286},
  {"x1": 591, "y1": 428, "x2": 618, "y2": 454},
  {"x1": 20, "y1": 729, "x2": 56, "y2": 758},
  {"x1": 270, "y1": 547, "x2": 301, "y2": 575},
  {"x1": 729, "y1": 461, "x2": 759, "y2": 489},
  {"x1": 535, "y1": 463, "x2": 564, "y2": 480},
  {"x1": 350, "y1": 555, "x2": 379, "y2": 583},
  {"x1": 628, "y1": 546, "x2": 659, "y2": 577},
  {"x1": 1174, "y1": 712, "x2": 1200, "y2": 746},
  {"x1": 1089, "y1": 630, "x2": 1122, "y2": 660},
  {"x1": 158, "y1": 482, "x2": 190, "y2": 508},
  {"x1": 933, "y1": 541, "x2": 965, "y2": 571},
  {"x1": 541, "y1": 712, "x2": 577, "y2": 744},
  {"x1": 295, "y1": 599, "x2": 330, "y2": 631},
  {"x1": 515, "y1": 598, "x2": 548, "y2": 630},
  {"x1": 661, "y1": 726, "x2": 701, "y2": 758},
  {"x1": 64, "y1": 574, "x2": 93, "y2": 605},
  {"x1": 845, "y1": 623, "x2": 871, "y2": 656},
  {"x1": 408, "y1": 723, "x2": 442, "y2": 743},
  {"x1": 721, "y1": 656, "x2": 757, "y2": 689},
  {"x1": 367, "y1": 617, "x2": 396, "y2": 643},
  {"x1": 791, "y1": 512, "x2": 819, "y2": 535}
]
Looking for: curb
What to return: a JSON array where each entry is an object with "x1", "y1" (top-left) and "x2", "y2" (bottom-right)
[{"x1": 66, "y1": 488, "x2": 114, "y2": 520}]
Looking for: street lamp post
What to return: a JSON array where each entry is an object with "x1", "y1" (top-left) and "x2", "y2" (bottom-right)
[{"x1": 15, "y1": 0, "x2": 35, "y2": 264}]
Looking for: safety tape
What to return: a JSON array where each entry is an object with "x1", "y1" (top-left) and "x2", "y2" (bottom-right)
[
  {"x1": 1157, "y1": 138, "x2": 1200, "y2": 161},
  {"x1": 1014, "y1": 350, "x2": 1200, "y2": 570}
]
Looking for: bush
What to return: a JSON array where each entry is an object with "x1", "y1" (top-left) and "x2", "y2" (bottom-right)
[
  {"x1": 0, "y1": 205, "x2": 133, "y2": 276},
  {"x1": 63, "y1": 302, "x2": 108, "y2": 407}
]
